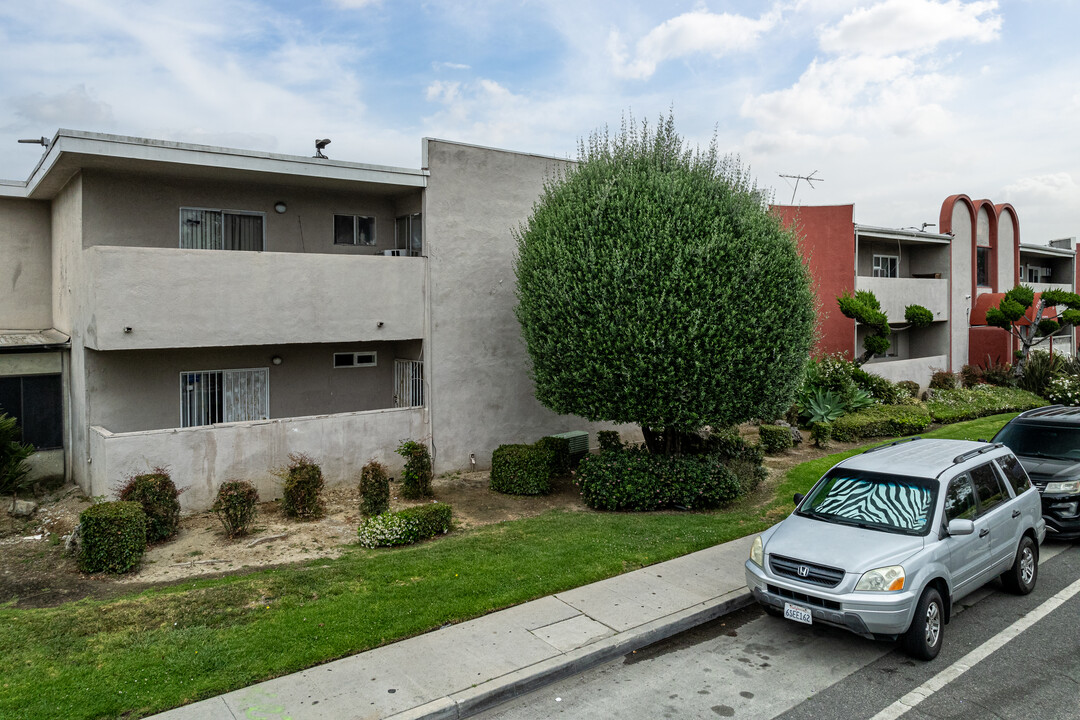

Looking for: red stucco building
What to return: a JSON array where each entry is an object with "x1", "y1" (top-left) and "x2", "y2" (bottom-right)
[{"x1": 775, "y1": 196, "x2": 1077, "y2": 386}]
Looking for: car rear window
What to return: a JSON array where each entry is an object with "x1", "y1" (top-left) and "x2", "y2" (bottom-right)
[
  {"x1": 994, "y1": 421, "x2": 1080, "y2": 461},
  {"x1": 799, "y1": 469, "x2": 937, "y2": 535},
  {"x1": 996, "y1": 454, "x2": 1032, "y2": 495}
]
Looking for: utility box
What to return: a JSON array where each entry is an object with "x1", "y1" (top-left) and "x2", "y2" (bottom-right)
[{"x1": 548, "y1": 430, "x2": 589, "y2": 461}]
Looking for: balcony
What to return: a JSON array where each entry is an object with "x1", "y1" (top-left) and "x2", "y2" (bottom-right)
[
  {"x1": 855, "y1": 276, "x2": 948, "y2": 322},
  {"x1": 82, "y1": 246, "x2": 425, "y2": 350}
]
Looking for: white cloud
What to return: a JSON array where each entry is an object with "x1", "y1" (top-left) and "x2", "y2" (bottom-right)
[
  {"x1": 8, "y1": 84, "x2": 114, "y2": 127},
  {"x1": 426, "y1": 80, "x2": 461, "y2": 103},
  {"x1": 741, "y1": 54, "x2": 958, "y2": 146},
  {"x1": 329, "y1": 0, "x2": 381, "y2": 8},
  {"x1": 609, "y1": 9, "x2": 781, "y2": 80},
  {"x1": 819, "y1": 0, "x2": 1001, "y2": 56},
  {"x1": 432, "y1": 61, "x2": 471, "y2": 71}
]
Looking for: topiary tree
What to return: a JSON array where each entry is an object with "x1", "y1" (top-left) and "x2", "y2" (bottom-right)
[
  {"x1": 985, "y1": 285, "x2": 1080, "y2": 377},
  {"x1": 514, "y1": 113, "x2": 815, "y2": 455},
  {"x1": 837, "y1": 290, "x2": 933, "y2": 365}
]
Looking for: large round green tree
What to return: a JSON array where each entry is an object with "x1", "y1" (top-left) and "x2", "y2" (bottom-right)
[{"x1": 514, "y1": 115, "x2": 816, "y2": 454}]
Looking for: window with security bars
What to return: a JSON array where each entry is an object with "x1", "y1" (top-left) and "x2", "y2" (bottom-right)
[
  {"x1": 394, "y1": 359, "x2": 424, "y2": 408},
  {"x1": 180, "y1": 208, "x2": 264, "y2": 251},
  {"x1": 180, "y1": 368, "x2": 269, "y2": 427}
]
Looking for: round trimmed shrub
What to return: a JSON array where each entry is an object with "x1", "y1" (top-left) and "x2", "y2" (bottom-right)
[
  {"x1": 277, "y1": 453, "x2": 325, "y2": 520},
  {"x1": 490, "y1": 443, "x2": 553, "y2": 495},
  {"x1": 78, "y1": 501, "x2": 147, "y2": 574},
  {"x1": 212, "y1": 480, "x2": 259, "y2": 538},
  {"x1": 117, "y1": 469, "x2": 181, "y2": 543},
  {"x1": 811, "y1": 421, "x2": 832, "y2": 449},
  {"x1": 758, "y1": 425, "x2": 792, "y2": 454},
  {"x1": 536, "y1": 436, "x2": 572, "y2": 476},
  {"x1": 596, "y1": 431, "x2": 624, "y2": 453},
  {"x1": 359, "y1": 460, "x2": 391, "y2": 517}
]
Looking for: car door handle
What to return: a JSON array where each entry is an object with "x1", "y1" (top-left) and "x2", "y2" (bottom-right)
[
  {"x1": 979, "y1": 528, "x2": 989, "y2": 538},
  {"x1": 1012, "y1": 510, "x2": 1021, "y2": 518}
]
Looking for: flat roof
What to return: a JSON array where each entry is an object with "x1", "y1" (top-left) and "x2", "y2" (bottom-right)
[
  {"x1": 855, "y1": 223, "x2": 952, "y2": 245},
  {"x1": 1019, "y1": 242, "x2": 1074, "y2": 258},
  {"x1": 0, "y1": 130, "x2": 428, "y2": 200}
]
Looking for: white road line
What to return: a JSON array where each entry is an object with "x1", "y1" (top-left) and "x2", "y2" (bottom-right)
[{"x1": 870, "y1": 574, "x2": 1080, "y2": 720}]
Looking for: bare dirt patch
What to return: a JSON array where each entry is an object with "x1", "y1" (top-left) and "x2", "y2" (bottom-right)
[
  {"x1": 0, "y1": 432, "x2": 850, "y2": 609},
  {"x1": 0, "y1": 470, "x2": 589, "y2": 608}
]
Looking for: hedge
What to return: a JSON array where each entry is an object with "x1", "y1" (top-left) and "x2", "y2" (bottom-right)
[
  {"x1": 830, "y1": 404, "x2": 932, "y2": 442},
  {"x1": 925, "y1": 386, "x2": 1046, "y2": 424},
  {"x1": 576, "y1": 447, "x2": 742, "y2": 511},
  {"x1": 78, "y1": 501, "x2": 147, "y2": 574},
  {"x1": 356, "y1": 503, "x2": 453, "y2": 548},
  {"x1": 536, "y1": 435, "x2": 572, "y2": 476},
  {"x1": 490, "y1": 443, "x2": 554, "y2": 495}
]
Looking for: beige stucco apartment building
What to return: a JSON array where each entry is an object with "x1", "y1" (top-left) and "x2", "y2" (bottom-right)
[{"x1": 0, "y1": 130, "x2": 618, "y2": 510}]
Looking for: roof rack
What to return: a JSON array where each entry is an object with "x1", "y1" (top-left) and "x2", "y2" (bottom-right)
[
  {"x1": 862, "y1": 436, "x2": 922, "y2": 454},
  {"x1": 953, "y1": 443, "x2": 1004, "y2": 465}
]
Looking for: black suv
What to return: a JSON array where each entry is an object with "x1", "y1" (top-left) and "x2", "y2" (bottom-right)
[{"x1": 994, "y1": 406, "x2": 1080, "y2": 540}]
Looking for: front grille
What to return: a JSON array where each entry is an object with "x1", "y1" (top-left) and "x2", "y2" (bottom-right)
[
  {"x1": 770, "y1": 554, "x2": 845, "y2": 587},
  {"x1": 767, "y1": 584, "x2": 842, "y2": 611}
]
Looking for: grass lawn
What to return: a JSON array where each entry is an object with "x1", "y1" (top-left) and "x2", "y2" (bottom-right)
[{"x1": 0, "y1": 413, "x2": 1017, "y2": 720}]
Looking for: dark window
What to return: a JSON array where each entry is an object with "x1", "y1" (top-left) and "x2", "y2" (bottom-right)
[
  {"x1": 996, "y1": 455, "x2": 1032, "y2": 496},
  {"x1": 334, "y1": 215, "x2": 376, "y2": 245},
  {"x1": 994, "y1": 421, "x2": 1080, "y2": 461},
  {"x1": 944, "y1": 475, "x2": 977, "y2": 521},
  {"x1": 976, "y1": 247, "x2": 990, "y2": 287},
  {"x1": 395, "y1": 213, "x2": 422, "y2": 255},
  {"x1": 0, "y1": 374, "x2": 63, "y2": 449},
  {"x1": 970, "y1": 462, "x2": 1006, "y2": 514}
]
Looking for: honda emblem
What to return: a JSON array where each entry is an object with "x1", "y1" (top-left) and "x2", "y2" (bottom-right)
[{"x1": 797, "y1": 565, "x2": 810, "y2": 578}]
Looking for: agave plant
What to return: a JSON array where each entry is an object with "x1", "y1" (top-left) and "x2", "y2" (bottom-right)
[
  {"x1": 846, "y1": 387, "x2": 877, "y2": 412},
  {"x1": 801, "y1": 388, "x2": 845, "y2": 424}
]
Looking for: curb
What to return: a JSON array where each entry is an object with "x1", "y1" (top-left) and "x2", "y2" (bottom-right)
[{"x1": 385, "y1": 588, "x2": 754, "y2": 720}]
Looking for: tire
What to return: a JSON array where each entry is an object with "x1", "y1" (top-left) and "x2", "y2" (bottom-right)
[
  {"x1": 903, "y1": 587, "x2": 944, "y2": 661},
  {"x1": 1001, "y1": 535, "x2": 1038, "y2": 595}
]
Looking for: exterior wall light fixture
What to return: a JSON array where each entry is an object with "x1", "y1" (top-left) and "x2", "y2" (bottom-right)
[
  {"x1": 274, "y1": 201, "x2": 287, "y2": 214},
  {"x1": 271, "y1": 356, "x2": 283, "y2": 365}
]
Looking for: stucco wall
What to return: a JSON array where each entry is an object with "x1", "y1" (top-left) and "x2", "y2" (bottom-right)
[
  {"x1": 998, "y1": 211, "x2": 1016, "y2": 290},
  {"x1": 0, "y1": 198, "x2": 52, "y2": 329},
  {"x1": 863, "y1": 355, "x2": 947, "y2": 387},
  {"x1": 773, "y1": 205, "x2": 855, "y2": 358},
  {"x1": 86, "y1": 339, "x2": 421, "y2": 432},
  {"x1": 80, "y1": 170, "x2": 421, "y2": 256},
  {"x1": 82, "y1": 246, "x2": 425, "y2": 350},
  {"x1": 423, "y1": 140, "x2": 635, "y2": 471},
  {"x1": 88, "y1": 406, "x2": 427, "y2": 511},
  {"x1": 947, "y1": 200, "x2": 974, "y2": 372}
]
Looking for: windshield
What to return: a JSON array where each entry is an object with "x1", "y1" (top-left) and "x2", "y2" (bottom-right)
[
  {"x1": 797, "y1": 469, "x2": 937, "y2": 536},
  {"x1": 994, "y1": 422, "x2": 1080, "y2": 462}
]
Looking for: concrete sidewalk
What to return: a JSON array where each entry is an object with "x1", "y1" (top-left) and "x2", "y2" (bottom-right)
[{"x1": 151, "y1": 535, "x2": 756, "y2": 720}]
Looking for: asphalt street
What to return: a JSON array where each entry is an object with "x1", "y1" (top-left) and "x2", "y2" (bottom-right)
[{"x1": 476, "y1": 541, "x2": 1079, "y2": 720}]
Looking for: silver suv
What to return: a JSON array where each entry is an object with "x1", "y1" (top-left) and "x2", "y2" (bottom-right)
[{"x1": 744, "y1": 438, "x2": 1045, "y2": 660}]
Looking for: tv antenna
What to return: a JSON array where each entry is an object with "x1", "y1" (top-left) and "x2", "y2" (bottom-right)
[{"x1": 778, "y1": 170, "x2": 823, "y2": 204}]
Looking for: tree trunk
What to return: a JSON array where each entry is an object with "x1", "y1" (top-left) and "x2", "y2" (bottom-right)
[{"x1": 641, "y1": 426, "x2": 700, "y2": 455}]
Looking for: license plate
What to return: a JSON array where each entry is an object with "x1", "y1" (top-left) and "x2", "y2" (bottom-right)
[{"x1": 784, "y1": 602, "x2": 813, "y2": 625}]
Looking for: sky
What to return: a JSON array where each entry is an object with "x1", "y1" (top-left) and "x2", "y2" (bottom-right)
[{"x1": 0, "y1": 0, "x2": 1077, "y2": 241}]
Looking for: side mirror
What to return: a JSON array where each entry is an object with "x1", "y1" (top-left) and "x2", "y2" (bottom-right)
[
  {"x1": 793, "y1": 493, "x2": 805, "y2": 505},
  {"x1": 947, "y1": 519, "x2": 975, "y2": 536}
]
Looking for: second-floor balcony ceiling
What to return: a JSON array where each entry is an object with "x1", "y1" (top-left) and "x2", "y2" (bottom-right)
[{"x1": 1, "y1": 130, "x2": 428, "y2": 201}]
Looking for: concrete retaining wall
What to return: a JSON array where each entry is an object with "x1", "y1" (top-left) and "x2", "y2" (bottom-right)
[{"x1": 88, "y1": 406, "x2": 427, "y2": 511}]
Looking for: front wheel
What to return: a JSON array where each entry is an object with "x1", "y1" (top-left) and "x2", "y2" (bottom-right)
[
  {"x1": 903, "y1": 587, "x2": 944, "y2": 660},
  {"x1": 1001, "y1": 535, "x2": 1038, "y2": 595}
]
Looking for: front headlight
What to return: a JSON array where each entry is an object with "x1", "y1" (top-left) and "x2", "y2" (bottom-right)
[
  {"x1": 1045, "y1": 480, "x2": 1080, "y2": 494},
  {"x1": 749, "y1": 536, "x2": 764, "y2": 567},
  {"x1": 855, "y1": 565, "x2": 905, "y2": 592}
]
